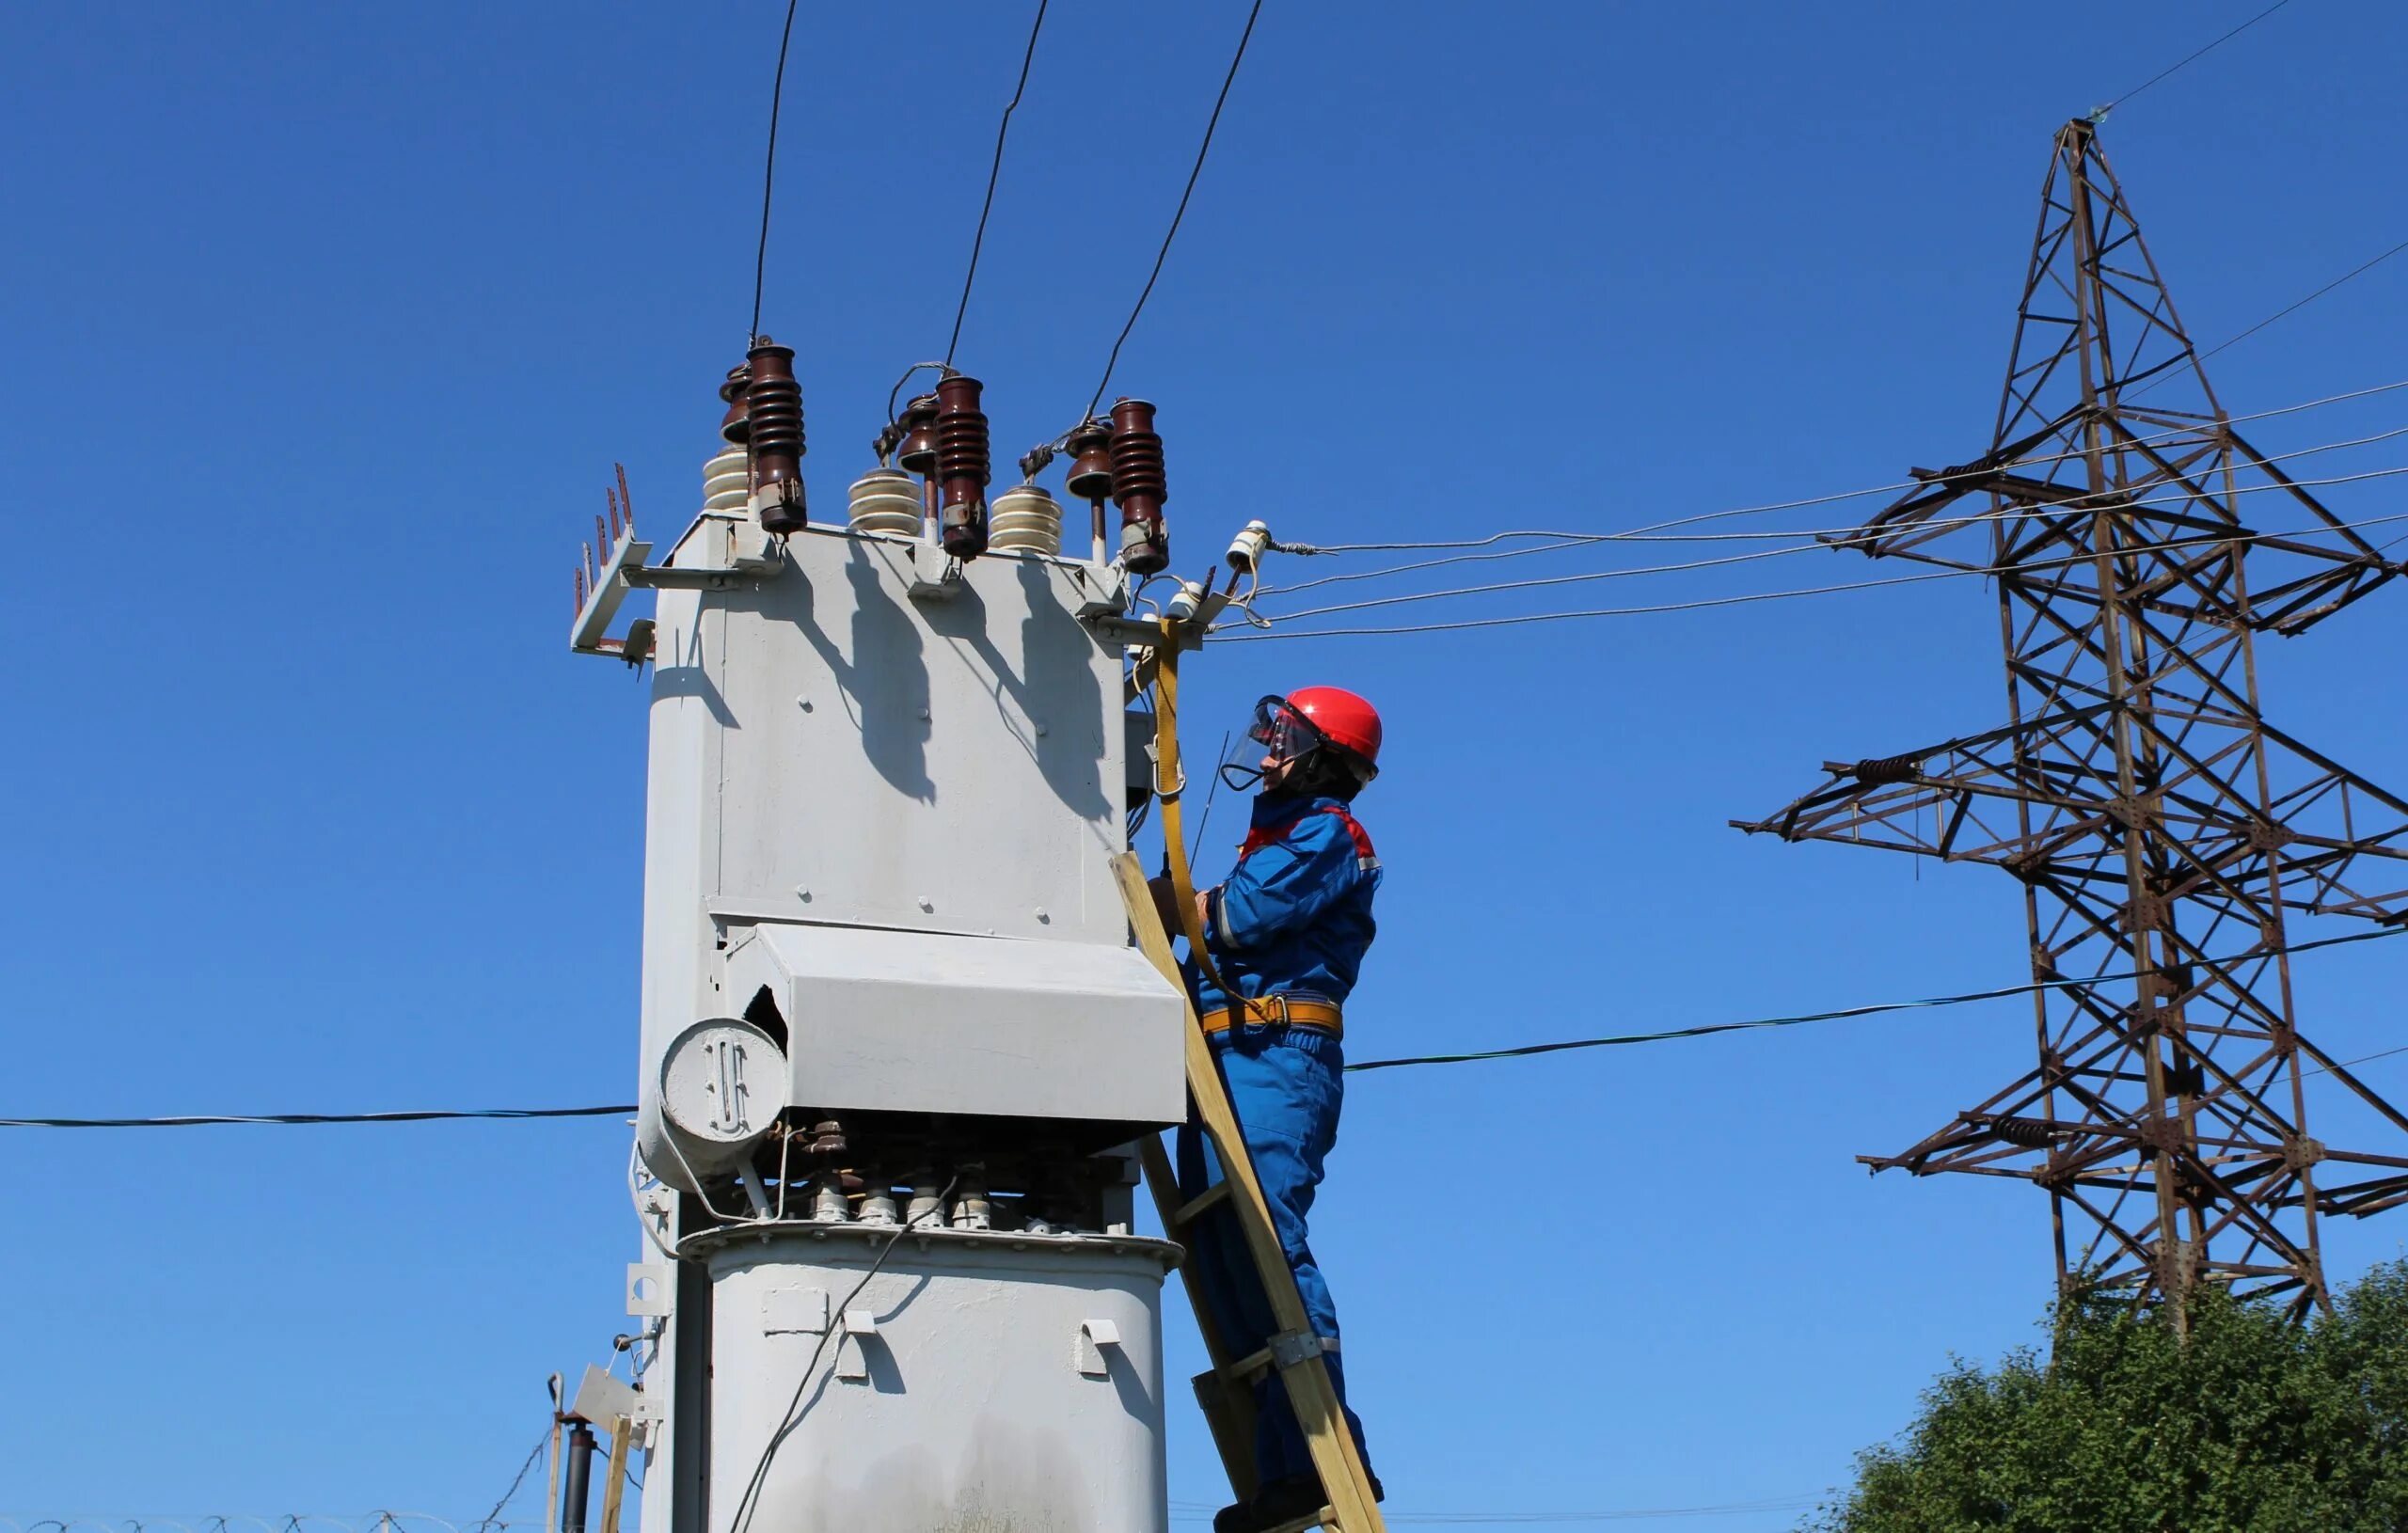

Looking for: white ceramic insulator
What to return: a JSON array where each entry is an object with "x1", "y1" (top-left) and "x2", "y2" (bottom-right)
[
  {"x1": 704, "y1": 442, "x2": 750, "y2": 514},
  {"x1": 989, "y1": 484, "x2": 1064, "y2": 556},
  {"x1": 848, "y1": 468, "x2": 924, "y2": 537}
]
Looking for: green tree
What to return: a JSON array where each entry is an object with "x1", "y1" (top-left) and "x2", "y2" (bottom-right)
[{"x1": 1808, "y1": 1260, "x2": 2408, "y2": 1533}]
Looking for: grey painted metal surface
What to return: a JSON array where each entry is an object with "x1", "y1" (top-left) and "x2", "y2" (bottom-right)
[
  {"x1": 723, "y1": 920, "x2": 1185, "y2": 1126},
  {"x1": 700, "y1": 1225, "x2": 1176, "y2": 1533},
  {"x1": 617, "y1": 454, "x2": 1187, "y2": 1533}
]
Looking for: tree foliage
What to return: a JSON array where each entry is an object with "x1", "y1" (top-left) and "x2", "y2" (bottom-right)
[{"x1": 1808, "y1": 1260, "x2": 2408, "y2": 1533}]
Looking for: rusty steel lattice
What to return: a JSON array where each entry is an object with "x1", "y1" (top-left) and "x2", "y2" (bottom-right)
[{"x1": 1735, "y1": 118, "x2": 2408, "y2": 1318}]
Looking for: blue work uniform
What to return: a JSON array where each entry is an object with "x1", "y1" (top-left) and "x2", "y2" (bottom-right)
[{"x1": 1175, "y1": 789, "x2": 1381, "y2": 1485}]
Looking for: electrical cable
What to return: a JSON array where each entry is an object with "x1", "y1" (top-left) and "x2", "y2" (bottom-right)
[
  {"x1": 725, "y1": 1177, "x2": 959, "y2": 1533},
  {"x1": 2098, "y1": 0, "x2": 2298, "y2": 115},
  {"x1": 1077, "y1": 0, "x2": 1265, "y2": 425},
  {"x1": 1250, "y1": 455, "x2": 2408, "y2": 625},
  {"x1": 1267, "y1": 377, "x2": 2408, "y2": 584},
  {"x1": 1339, "y1": 922, "x2": 2408, "y2": 1076},
  {"x1": 13, "y1": 927, "x2": 2407, "y2": 1127},
  {"x1": 0, "y1": 1106, "x2": 633, "y2": 1130},
  {"x1": 2141, "y1": 239, "x2": 2408, "y2": 399},
  {"x1": 944, "y1": 0, "x2": 1050, "y2": 367},
  {"x1": 748, "y1": 0, "x2": 804, "y2": 342},
  {"x1": 469, "y1": 1431, "x2": 549, "y2": 1533},
  {"x1": 1225, "y1": 487, "x2": 2408, "y2": 640}
]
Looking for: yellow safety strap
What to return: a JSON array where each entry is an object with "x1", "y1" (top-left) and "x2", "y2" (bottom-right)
[{"x1": 1152, "y1": 615, "x2": 1232, "y2": 998}]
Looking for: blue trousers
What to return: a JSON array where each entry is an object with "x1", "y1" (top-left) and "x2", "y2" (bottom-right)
[{"x1": 1173, "y1": 1021, "x2": 1370, "y2": 1485}]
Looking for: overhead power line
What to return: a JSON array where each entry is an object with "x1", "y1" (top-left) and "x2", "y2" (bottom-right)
[
  {"x1": 1225, "y1": 482, "x2": 2408, "y2": 640},
  {"x1": 2099, "y1": 0, "x2": 2299, "y2": 115},
  {"x1": 749, "y1": 0, "x2": 804, "y2": 341},
  {"x1": 1264, "y1": 376, "x2": 2408, "y2": 593},
  {"x1": 945, "y1": 0, "x2": 1051, "y2": 367},
  {"x1": 1280, "y1": 371, "x2": 2408, "y2": 567},
  {"x1": 0, "y1": 1106, "x2": 633, "y2": 1130},
  {"x1": 2179, "y1": 238, "x2": 2408, "y2": 378},
  {"x1": 1078, "y1": 0, "x2": 1266, "y2": 425},
  {"x1": 13, "y1": 927, "x2": 2405, "y2": 1129},
  {"x1": 1252, "y1": 423, "x2": 2408, "y2": 621}
]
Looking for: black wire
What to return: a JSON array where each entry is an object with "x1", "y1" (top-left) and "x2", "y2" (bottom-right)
[
  {"x1": 727, "y1": 1177, "x2": 960, "y2": 1533},
  {"x1": 945, "y1": 0, "x2": 1051, "y2": 367},
  {"x1": 1341, "y1": 922, "x2": 2408, "y2": 1075},
  {"x1": 2102, "y1": 0, "x2": 2297, "y2": 114},
  {"x1": 1078, "y1": 0, "x2": 1266, "y2": 424},
  {"x1": 10, "y1": 926, "x2": 2402, "y2": 1129},
  {"x1": 471, "y1": 1428, "x2": 551, "y2": 1533},
  {"x1": 0, "y1": 1106, "x2": 635, "y2": 1129},
  {"x1": 750, "y1": 0, "x2": 804, "y2": 342}
]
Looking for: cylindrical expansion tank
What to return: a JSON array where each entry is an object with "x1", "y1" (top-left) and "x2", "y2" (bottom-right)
[{"x1": 697, "y1": 1223, "x2": 1177, "y2": 1531}]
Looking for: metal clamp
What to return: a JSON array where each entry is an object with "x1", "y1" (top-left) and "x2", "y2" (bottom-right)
[{"x1": 1267, "y1": 1329, "x2": 1333, "y2": 1369}]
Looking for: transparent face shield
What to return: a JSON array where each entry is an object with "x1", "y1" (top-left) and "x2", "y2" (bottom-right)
[{"x1": 1218, "y1": 695, "x2": 1327, "y2": 793}]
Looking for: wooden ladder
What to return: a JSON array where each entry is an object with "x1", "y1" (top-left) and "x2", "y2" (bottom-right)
[{"x1": 1113, "y1": 852, "x2": 1386, "y2": 1533}]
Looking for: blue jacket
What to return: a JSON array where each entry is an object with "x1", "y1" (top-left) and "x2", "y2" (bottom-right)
[{"x1": 1189, "y1": 791, "x2": 1381, "y2": 1018}]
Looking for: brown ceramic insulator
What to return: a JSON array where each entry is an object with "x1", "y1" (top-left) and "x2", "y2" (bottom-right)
[
  {"x1": 1064, "y1": 419, "x2": 1114, "y2": 502},
  {"x1": 1108, "y1": 397, "x2": 1168, "y2": 574},
  {"x1": 895, "y1": 394, "x2": 941, "y2": 475},
  {"x1": 934, "y1": 372, "x2": 990, "y2": 560},
  {"x1": 745, "y1": 337, "x2": 808, "y2": 532},
  {"x1": 719, "y1": 362, "x2": 752, "y2": 446}
]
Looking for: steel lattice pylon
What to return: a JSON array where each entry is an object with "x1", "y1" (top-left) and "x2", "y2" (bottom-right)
[{"x1": 1736, "y1": 119, "x2": 2408, "y2": 1318}]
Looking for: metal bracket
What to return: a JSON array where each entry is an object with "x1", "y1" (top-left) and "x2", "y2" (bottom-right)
[
  {"x1": 835, "y1": 1309, "x2": 880, "y2": 1380},
  {"x1": 626, "y1": 1262, "x2": 671, "y2": 1318},
  {"x1": 1075, "y1": 1318, "x2": 1123, "y2": 1377},
  {"x1": 571, "y1": 516, "x2": 785, "y2": 659},
  {"x1": 1267, "y1": 1329, "x2": 1331, "y2": 1369},
  {"x1": 908, "y1": 554, "x2": 966, "y2": 603}
]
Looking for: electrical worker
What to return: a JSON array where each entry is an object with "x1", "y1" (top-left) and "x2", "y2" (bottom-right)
[{"x1": 1149, "y1": 685, "x2": 1386, "y2": 1533}]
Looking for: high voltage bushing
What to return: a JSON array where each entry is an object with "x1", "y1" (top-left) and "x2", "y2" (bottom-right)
[
  {"x1": 719, "y1": 362, "x2": 752, "y2": 445},
  {"x1": 935, "y1": 372, "x2": 991, "y2": 560},
  {"x1": 745, "y1": 337, "x2": 808, "y2": 534},
  {"x1": 896, "y1": 394, "x2": 940, "y2": 475},
  {"x1": 1107, "y1": 398, "x2": 1168, "y2": 575}
]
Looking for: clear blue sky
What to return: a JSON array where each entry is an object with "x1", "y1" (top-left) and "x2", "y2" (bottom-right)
[{"x1": 6, "y1": 3, "x2": 2406, "y2": 1528}]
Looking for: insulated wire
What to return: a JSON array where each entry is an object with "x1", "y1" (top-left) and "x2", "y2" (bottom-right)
[
  {"x1": 2132, "y1": 238, "x2": 2408, "y2": 402},
  {"x1": 13, "y1": 928, "x2": 2408, "y2": 1127},
  {"x1": 0, "y1": 1106, "x2": 632, "y2": 1129},
  {"x1": 1275, "y1": 376, "x2": 2408, "y2": 576},
  {"x1": 749, "y1": 0, "x2": 804, "y2": 342},
  {"x1": 2098, "y1": 0, "x2": 2298, "y2": 114},
  {"x1": 1077, "y1": 0, "x2": 1265, "y2": 425},
  {"x1": 1251, "y1": 454, "x2": 2408, "y2": 626},
  {"x1": 1225, "y1": 479, "x2": 2408, "y2": 640},
  {"x1": 1339, "y1": 922, "x2": 2408, "y2": 1075},
  {"x1": 725, "y1": 1177, "x2": 959, "y2": 1533},
  {"x1": 944, "y1": 0, "x2": 1050, "y2": 367},
  {"x1": 469, "y1": 1431, "x2": 549, "y2": 1533}
]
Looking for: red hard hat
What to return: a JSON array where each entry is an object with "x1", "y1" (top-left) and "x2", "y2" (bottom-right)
[{"x1": 1285, "y1": 686, "x2": 1382, "y2": 768}]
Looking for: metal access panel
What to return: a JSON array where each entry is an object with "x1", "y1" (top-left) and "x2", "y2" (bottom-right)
[
  {"x1": 704, "y1": 528, "x2": 1131, "y2": 946},
  {"x1": 724, "y1": 920, "x2": 1186, "y2": 1124}
]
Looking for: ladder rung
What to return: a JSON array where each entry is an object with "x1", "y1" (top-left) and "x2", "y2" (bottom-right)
[
  {"x1": 1220, "y1": 1345, "x2": 1275, "y2": 1383},
  {"x1": 1170, "y1": 1180, "x2": 1233, "y2": 1226},
  {"x1": 1259, "y1": 1509, "x2": 1336, "y2": 1533}
]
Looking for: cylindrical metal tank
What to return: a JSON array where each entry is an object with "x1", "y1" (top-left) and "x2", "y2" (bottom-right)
[{"x1": 698, "y1": 1223, "x2": 1177, "y2": 1531}]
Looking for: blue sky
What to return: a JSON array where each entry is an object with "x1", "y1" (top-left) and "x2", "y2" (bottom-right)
[{"x1": 5, "y1": 3, "x2": 2406, "y2": 1528}]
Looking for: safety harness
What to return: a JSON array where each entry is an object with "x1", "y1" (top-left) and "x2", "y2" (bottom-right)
[{"x1": 1153, "y1": 619, "x2": 1367, "y2": 1041}]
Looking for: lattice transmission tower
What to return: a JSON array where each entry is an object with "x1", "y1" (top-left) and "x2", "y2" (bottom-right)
[{"x1": 1736, "y1": 118, "x2": 2408, "y2": 1318}]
